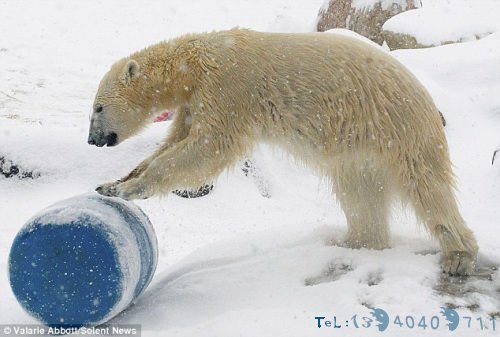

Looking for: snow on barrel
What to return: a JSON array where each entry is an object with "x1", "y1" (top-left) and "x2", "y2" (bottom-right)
[{"x1": 8, "y1": 193, "x2": 158, "y2": 327}]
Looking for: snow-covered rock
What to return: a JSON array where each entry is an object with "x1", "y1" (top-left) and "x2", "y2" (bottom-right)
[
  {"x1": 0, "y1": 156, "x2": 39, "y2": 179},
  {"x1": 316, "y1": 0, "x2": 421, "y2": 45},
  {"x1": 382, "y1": 0, "x2": 500, "y2": 50}
]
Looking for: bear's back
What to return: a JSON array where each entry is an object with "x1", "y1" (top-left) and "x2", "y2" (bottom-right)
[{"x1": 185, "y1": 29, "x2": 443, "y2": 154}]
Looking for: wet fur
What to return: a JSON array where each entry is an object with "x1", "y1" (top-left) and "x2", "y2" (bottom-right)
[{"x1": 91, "y1": 28, "x2": 478, "y2": 275}]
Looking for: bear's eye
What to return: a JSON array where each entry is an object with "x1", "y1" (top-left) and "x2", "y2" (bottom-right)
[{"x1": 95, "y1": 104, "x2": 103, "y2": 113}]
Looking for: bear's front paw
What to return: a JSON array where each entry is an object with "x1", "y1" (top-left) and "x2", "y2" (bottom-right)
[
  {"x1": 96, "y1": 181, "x2": 120, "y2": 197},
  {"x1": 441, "y1": 251, "x2": 476, "y2": 276},
  {"x1": 113, "y1": 179, "x2": 152, "y2": 200}
]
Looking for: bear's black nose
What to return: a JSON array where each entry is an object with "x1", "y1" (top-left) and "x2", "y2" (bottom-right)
[{"x1": 88, "y1": 135, "x2": 105, "y2": 146}]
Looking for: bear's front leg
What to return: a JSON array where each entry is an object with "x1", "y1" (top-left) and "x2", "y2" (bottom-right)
[
  {"x1": 95, "y1": 181, "x2": 121, "y2": 196},
  {"x1": 95, "y1": 158, "x2": 152, "y2": 196},
  {"x1": 95, "y1": 107, "x2": 193, "y2": 197},
  {"x1": 96, "y1": 175, "x2": 153, "y2": 200},
  {"x1": 107, "y1": 129, "x2": 243, "y2": 200},
  {"x1": 112, "y1": 178, "x2": 153, "y2": 200}
]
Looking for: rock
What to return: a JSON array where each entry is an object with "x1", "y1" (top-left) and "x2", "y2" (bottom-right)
[
  {"x1": 382, "y1": 30, "x2": 426, "y2": 49},
  {"x1": 316, "y1": 0, "x2": 421, "y2": 45},
  {"x1": 0, "y1": 156, "x2": 38, "y2": 179}
]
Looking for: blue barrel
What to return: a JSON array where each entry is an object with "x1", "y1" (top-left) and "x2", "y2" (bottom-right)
[{"x1": 8, "y1": 193, "x2": 158, "y2": 327}]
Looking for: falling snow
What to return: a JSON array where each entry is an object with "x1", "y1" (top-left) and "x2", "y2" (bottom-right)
[{"x1": 0, "y1": 0, "x2": 499, "y2": 337}]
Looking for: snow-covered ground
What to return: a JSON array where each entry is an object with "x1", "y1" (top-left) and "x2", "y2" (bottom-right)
[{"x1": 0, "y1": 1, "x2": 499, "y2": 336}]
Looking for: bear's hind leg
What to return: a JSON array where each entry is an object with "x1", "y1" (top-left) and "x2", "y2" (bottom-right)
[
  {"x1": 400, "y1": 151, "x2": 478, "y2": 275},
  {"x1": 333, "y1": 158, "x2": 391, "y2": 250}
]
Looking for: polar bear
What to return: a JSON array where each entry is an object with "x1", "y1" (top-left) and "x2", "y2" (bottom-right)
[{"x1": 88, "y1": 28, "x2": 477, "y2": 275}]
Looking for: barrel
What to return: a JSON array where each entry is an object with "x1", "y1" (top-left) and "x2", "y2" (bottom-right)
[{"x1": 8, "y1": 193, "x2": 158, "y2": 327}]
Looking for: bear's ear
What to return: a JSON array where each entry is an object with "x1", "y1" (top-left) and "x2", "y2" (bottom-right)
[{"x1": 121, "y1": 60, "x2": 140, "y2": 84}]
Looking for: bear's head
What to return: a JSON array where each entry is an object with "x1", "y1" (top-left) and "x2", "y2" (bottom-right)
[
  {"x1": 88, "y1": 58, "x2": 157, "y2": 147},
  {"x1": 88, "y1": 39, "x2": 209, "y2": 147}
]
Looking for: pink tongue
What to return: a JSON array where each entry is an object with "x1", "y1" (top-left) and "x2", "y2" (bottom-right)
[{"x1": 154, "y1": 111, "x2": 171, "y2": 122}]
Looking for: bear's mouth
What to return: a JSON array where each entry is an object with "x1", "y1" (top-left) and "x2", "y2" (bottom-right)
[
  {"x1": 105, "y1": 132, "x2": 118, "y2": 147},
  {"x1": 88, "y1": 132, "x2": 118, "y2": 147}
]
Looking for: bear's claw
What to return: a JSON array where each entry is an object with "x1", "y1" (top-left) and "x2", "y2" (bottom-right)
[
  {"x1": 96, "y1": 179, "x2": 150, "y2": 200},
  {"x1": 441, "y1": 251, "x2": 476, "y2": 276},
  {"x1": 95, "y1": 181, "x2": 120, "y2": 197}
]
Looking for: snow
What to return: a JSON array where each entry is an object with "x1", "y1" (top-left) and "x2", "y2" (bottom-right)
[
  {"x1": 325, "y1": 28, "x2": 389, "y2": 51},
  {"x1": 0, "y1": 0, "x2": 499, "y2": 336},
  {"x1": 384, "y1": 0, "x2": 500, "y2": 46}
]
